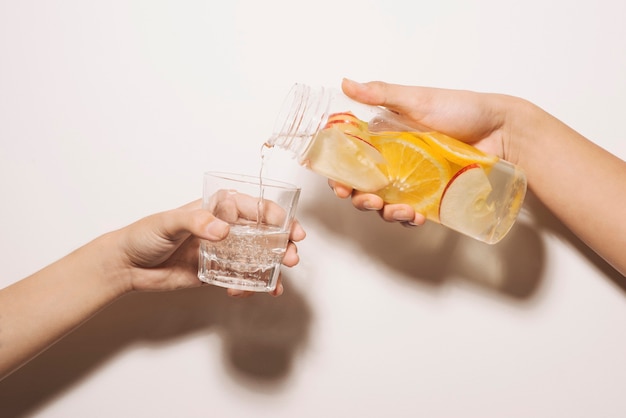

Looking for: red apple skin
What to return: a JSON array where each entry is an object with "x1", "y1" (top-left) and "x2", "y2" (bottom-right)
[
  {"x1": 324, "y1": 112, "x2": 361, "y2": 129},
  {"x1": 438, "y1": 163, "x2": 482, "y2": 219},
  {"x1": 344, "y1": 132, "x2": 379, "y2": 151},
  {"x1": 323, "y1": 112, "x2": 379, "y2": 152}
]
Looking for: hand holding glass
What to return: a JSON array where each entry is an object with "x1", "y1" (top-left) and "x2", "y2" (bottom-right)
[{"x1": 198, "y1": 172, "x2": 301, "y2": 292}]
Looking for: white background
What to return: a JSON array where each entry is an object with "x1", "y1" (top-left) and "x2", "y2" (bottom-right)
[{"x1": 1, "y1": 1, "x2": 625, "y2": 417}]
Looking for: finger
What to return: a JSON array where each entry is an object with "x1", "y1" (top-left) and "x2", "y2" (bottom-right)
[
  {"x1": 227, "y1": 288, "x2": 254, "y2": 298},
  {"x1": 351, "y1": 192, "x2": 384, "y2": 211},
  {"x1": 289, "y1": 220, "x2": 306, "y2": 242},
  {"x1": 341, "y1": 79, "x2": 424, "y2": 114},
  {"x1": 379, "y1": 203, "x2": 419, "y2": 223},
  {"x1": 210, "y1": 190, "x2": 241, "y2": 223},
  {"x1": 379, "y1": 205, "x2": 426, "y2": 225},
  {"x1": 211, "y1": 191, "x2": 292, "y2": 228},
  {"x1": 328, "y1": 179, "x2": 353, "y2": 199},
  {"x1": 401, "y1": 218, "x2": 425, "y2": 228},
  {"x1": 408, "y1": 213, "x2": 427, "y2": 226},
  {"x1": 255, "y1": 198, "x2": 289, "y2": 227},
  {"x1": 270, "y1": 281, "x2": 284, "y2": 297},
  {"x1": 344, "y1": 77, "x2": 437, "y2": 133},
  {"x1": 159, "y1": 206, "x2": 230, "y2": 242},
  {"x1": 342, "y1": 78, "x2": 380, "y2": 104},
  {"x1": 282, "y1": 241, "x2": 300, "y2": 267},
  {"x1": 231, "y1": 193, "x2": 303, "y2": 240},
  {"x1": 342, "y1": 78, "x2": 416, "y2": 110}
]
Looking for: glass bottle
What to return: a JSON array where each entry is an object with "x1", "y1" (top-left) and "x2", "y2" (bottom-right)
[{"x1": 265, "y1": 84, "x2": 527, "y2": 244}]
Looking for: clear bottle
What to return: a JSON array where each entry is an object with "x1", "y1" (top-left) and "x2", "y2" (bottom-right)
[{"x1": 266, "y1": 84, "x2": 527, "y2": 244}]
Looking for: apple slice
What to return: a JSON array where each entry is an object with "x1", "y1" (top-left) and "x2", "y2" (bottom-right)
[
  {"x1": 325, "y1": 112, "x2": 363, "y2": 130},
  {"x1": 439, "y1": 164, "x2": 496, "y2": 236},
  {"x1": 323, "y1": 112, "x2": 383, "y2": 160}
]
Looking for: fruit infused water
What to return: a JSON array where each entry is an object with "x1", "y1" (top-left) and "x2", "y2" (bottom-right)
[
  {"x1": 199, "y1": 224, "x2": 290, "y2": 291},
  {"x1": 266, "y1": 84, "x2": 527, "y2": 244}
]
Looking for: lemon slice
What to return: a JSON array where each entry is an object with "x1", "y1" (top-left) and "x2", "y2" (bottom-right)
[
  {"x1": 372, "y1": 134, "x2": 451, "y2": 216},
  {"x1": 305, "y1": 126, "x2": 389, "y2": 192},
  {"x1": 419, "y1": 132, "x2": 498, "y2": 167}
]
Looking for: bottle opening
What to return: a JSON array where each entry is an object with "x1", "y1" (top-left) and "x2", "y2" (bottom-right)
[{"x1": 266, "y1": 84, "x2": 332, "y2": 159}]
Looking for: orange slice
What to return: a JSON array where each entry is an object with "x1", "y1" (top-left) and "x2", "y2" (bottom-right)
[
  {"x1": 372, "y1": 134, "x2": 451, "y2": 216},
  {"x1": 418, "y1": 132, "x2": 498, "y2": 167}
]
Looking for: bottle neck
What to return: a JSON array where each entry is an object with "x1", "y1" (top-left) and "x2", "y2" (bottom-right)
[{"x1": 266, "y1": 84, "x2": 333, "y2": 159}]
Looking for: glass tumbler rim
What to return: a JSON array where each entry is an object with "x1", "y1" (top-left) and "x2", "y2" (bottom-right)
[{"x1": 203, "y1": 171, "x2": 300, "y2": 192}]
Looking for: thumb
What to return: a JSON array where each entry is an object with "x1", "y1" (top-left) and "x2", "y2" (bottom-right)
[
  {"x1": 160, "y1": 207, "x2": 230, "y2": 242},
  {"x1": 342, "y1": 78, "x2": 441, "y2": 132},
  {"x1": 341, "y1": 78, "x2": 424, "y2": 114},
  {"x1": 189, "y1": 209, "x2": 230, "y2": 241}
]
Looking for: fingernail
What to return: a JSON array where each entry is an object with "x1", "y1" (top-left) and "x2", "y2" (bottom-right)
[
  {"x1": 363, "y1": 200, "x2": 378, "y2": 210},
  {"x1": 403, "y1": 221, "x2": 419, "y2": 228},
  {"x1": 344, "y1": 77, "x2": 364, "y2": 87},
  {"x1": 272, "y1": 283, "x2": 284, "y2": 297},
  {"x1": 392, "y1": 209, "x2": 412, "y2": 221}
]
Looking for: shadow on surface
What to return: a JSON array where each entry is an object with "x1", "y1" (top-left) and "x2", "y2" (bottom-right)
[
  {"x1": 301, "y1": 182, "x2": 624, "y2": 300},
  {"x1": 0, "y1": 282, "x2": 312, "y2": 417},
  {"x1": 302, "y1": 183, "x2": 546, "y2": 300},
  {"x1": 524, "y1": 190, "x2": 626, "y2": 291}
]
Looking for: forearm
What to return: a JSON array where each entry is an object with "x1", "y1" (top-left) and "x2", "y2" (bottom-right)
[
  {"x1": 0, "y1": 232, "x2": 129, "y2": 380},
  {"x1": 510, "y1": 98, "x2": 626, "y2": 275}
]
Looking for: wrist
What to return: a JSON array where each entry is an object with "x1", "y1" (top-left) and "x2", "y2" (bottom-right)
[
  {"x1": 91, "y1": 230, "x2": 135, "y2": 297},
  {"x1": 500, "y1": 95, "x2": 543, "y2": 168}
]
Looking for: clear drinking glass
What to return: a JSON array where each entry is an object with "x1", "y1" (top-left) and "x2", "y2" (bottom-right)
[{"x1": 197, "y1": 172, "x2": 301, "y2": 292}]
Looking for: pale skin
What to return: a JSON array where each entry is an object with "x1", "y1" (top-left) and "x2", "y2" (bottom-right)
[
  {"x1": 332, "y1": 78, "x2": 626, "y2": 276},
  {"x1": 0, "y1": 199, "x2": 306, "y2": 380}
]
